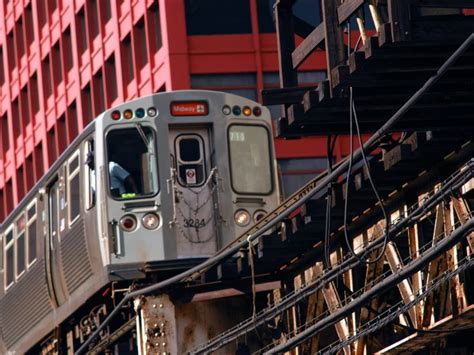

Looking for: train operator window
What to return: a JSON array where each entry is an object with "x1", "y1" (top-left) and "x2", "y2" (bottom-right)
[
  {"x1": 106, "y1": 126, "x2": 158, "y2": 199},
  {"x1": 228, "y1": 125, "x2": 273, "y2": 195},
  {"x1": 175, "y1": 135, "x2": 205, "y2": 186}
]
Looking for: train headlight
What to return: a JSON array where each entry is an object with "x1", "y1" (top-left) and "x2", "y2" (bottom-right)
[
  {"x1": 254, "y1": 210, "x2": 267, "y2": 223},
  {"x1": 119, "y1": 214, "x2": 137, "y2": 232},
  {"x1": 222, "y1": 105, "x2": 231, "y2": 115},
  {"x1": 142, "y1": 213, "x2": 160, "y2": 230},
  {"x1": 147, "y1": 107, "x2": 158, "y2": 117},
  {"x1": 234, "y1": 210, "x2": 251, "y2": 227}
]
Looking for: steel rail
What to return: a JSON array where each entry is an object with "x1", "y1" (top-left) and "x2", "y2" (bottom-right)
[
  {"x1": 265, "y1": 217, "x2": 474, "y2": 353},
  {"x1": 76, "y1": 33, "x2": 474, "y2": 355},
  {"x1": 190, "y1": 160, "x2": 473, "y2": 354},
  {"x1": 320, "y1": 256, "x2": 474, "y2": 354}
]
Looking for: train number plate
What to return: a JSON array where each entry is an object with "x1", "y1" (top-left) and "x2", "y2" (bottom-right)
[{"x1": 183, "y1": 218, "x2": 206, "y2": 228}]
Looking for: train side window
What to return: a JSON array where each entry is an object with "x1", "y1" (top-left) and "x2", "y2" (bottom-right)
[
  {"x1": 4, "y1": 225, "x2": 14, "y2": 289},
  {"x1": 175, "y1": 135, "x2": 205, "y2": 186},
  {"x1": 228, "y1": 124, "x2": 273, "y2": 195},
  {"x1": 27, "y1": 200, "x2": 37, "y2": 265},
  {"x1": 15, "y1": 214, "x2": 26, "y2": 279},
  {"x1": 106, "y1": 126, "x2": 159, "y2": 199},
  {"x1": 85, "y1": 140, "x2": 96, "y2": 210},
  {"x1": 68, "y1": 151, "x2": 81, "y2": 225}
]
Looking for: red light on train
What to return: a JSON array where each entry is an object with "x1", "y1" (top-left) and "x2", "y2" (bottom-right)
[
  {"x1": 253, "y1": 106, "x2": 262, "y2": 116},
  {"x1": 170, "y1": 101, "x2": 209, "y2": 116},
  {"x1": 111, "y1": 110, "x2": 121, "y2": 120}
]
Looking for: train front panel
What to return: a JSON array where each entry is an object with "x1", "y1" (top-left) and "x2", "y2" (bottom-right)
[{"x1": 96, "y1": 90, "x2": 279, "y2": 269}]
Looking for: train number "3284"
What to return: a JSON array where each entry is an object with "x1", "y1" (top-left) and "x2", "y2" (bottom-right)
[{"x1": 183, "y1": 218, "x2": 206, "y2": 228}]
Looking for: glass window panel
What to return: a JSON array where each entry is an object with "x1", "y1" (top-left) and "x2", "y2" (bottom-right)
[
  {"x1": 228, "y1": 125, "x2": 273, "y2": 194},
  {"x1": 185, "y1": 0, "x2": 251, "y2": 35},
  {"x1": 106, "y1": 127, "x2": 159, "y2": 199},
  {"x1": 50, "y1": 186, "x2": 58, "y2": 236},
  {"x1": 17, "y1": 233, "x2": 25, "y2": 276},
  {"x1": 6, "y1": 229, "x2": 13, "y2": 244},
  {"x1": 179, "y1": 138, "x2": 201, "y2": 162},
  {"x1": 27, "y1": 202, "x2": 36, "y2": 220},
  {"x1": 69, "y1": 154, "x2": 79, "y2": 172},
  {"x1": 6, "y1": 247, "x2": 14, "y2": 287},
  {"x1": 28, "y1": 221, "x2": 37, "y2": 264},
  {"x1": 70, "y1": 174, "x2": 80, "y2": 223}
]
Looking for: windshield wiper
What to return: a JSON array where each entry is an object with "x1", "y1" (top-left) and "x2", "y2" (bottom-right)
[{"x1": 135, "y1": 123, "x2": 150, "y2": 151}]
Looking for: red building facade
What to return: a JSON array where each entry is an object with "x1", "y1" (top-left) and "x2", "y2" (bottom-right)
[{"x1": 0, "y1": 0, "x2": 332, "y2": 221}]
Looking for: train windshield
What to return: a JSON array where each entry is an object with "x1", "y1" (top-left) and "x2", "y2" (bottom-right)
[
  {"x1": 106, "y1": 126, "x2": 159, "y2": 199},
  {"x1": 228, "y1": 124, "x2": 273, "y2": 195}
]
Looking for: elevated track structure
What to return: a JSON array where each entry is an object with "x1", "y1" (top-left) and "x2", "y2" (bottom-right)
[{"x1": 73, "y1": 1, "x2": 474, "y2": 354}]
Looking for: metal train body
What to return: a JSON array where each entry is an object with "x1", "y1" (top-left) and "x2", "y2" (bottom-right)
[{"x1": 0, "y1": 90, "x2": 279, "y2": 353}]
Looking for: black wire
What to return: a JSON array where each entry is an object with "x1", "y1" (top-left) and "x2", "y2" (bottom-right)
[
  {"x1": 324, "y1": 134, "x2": 338, "y2": 269},
  {"x1": 343, "y1": 87, "x2": 388, "y2": 264},
  {"x1": 352, "y1": 95, "x2": 391, "y2": 242}
]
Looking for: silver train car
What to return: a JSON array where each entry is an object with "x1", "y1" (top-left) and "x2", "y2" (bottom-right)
[{"x1": 0, "y1": 90, "x2": 279, "y2": 353}]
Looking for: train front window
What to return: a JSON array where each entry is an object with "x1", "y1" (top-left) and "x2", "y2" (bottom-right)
[
  {"x1": 176, "y1": 135, "x2": 205, "y2": 186},
  {"x1": 228, "y1": 125, "x2": 273, "y2": 195},
  {"x1": 106, "y1": 126, "x2": 158, "y2": 199}
]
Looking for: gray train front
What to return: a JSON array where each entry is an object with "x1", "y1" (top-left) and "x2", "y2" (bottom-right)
[{"x1": 0, "y1": 90, "x2": 280, "y2": 353}]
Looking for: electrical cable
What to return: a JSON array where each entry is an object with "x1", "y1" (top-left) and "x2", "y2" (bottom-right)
[
  {"x1": 343, "y1": 87, "x2": 388, "y2": 264},
  {"x1": 324, "y1": 134, "x2": 337, "y2": 269},
  {"x1": 352, "y1": 90, "x2": 392, "y2": 241}
]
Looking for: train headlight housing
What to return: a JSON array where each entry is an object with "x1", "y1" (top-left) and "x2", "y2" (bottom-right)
[
  {"x1": 234, "y1": 210, "x2": 251, "y2": 227},
  {"x1": 123, "y1": 109, "x2": 133, "y2": 119},
  {"x1": 222, "y1": 105, "x2": 231, "y2": 115},
  {"x1": 119, "y1": 214, "x2": 137, "y2": 232},
  {"x1": 147, "y1": 107, "x2": 158, "y2": 117},
  {"x1": 142, "y1": 213, "x2": 160, "y2": 230},
  {"x1": 253, "y1": 210, "x2": 267, "y2": 223}
]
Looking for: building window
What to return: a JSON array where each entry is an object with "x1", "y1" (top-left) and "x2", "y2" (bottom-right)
[
  {"x1": 185, "y1": 0, "x2": 251, "y2": 35},
  {"x1": 191, "y1": 73, "x2": 257, "y2": 101},
  {"x1": 133, "y1": 19, "x2": 148, "y2": 71},
  {"x1": 105, "y1": 54, "x2": 118, "y2": 104},
  {"x1": 121, "y1": 34, "x2": 134, "y2": 86},
  {"x1": 62, "y1": 27, "x2": 74, "y2": 75},
  {"x1": 147, "y1": 2, "x2": 162, "y2": 56},
  {"x1": 25, "y1": 4, "x2": 35, "y2": 48},
  {"x1": 76, "y1": 8, "x2": 88, "y2": 61},
  {"x1": 11, "y1": 98, "x2": 21, "y2": 139}
]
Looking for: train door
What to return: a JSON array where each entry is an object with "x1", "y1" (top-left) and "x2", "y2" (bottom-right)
[
  {"x1": 45, "y1": 175, "x2": 68, "y2": 306},
  {"x1": 169, "y1": 127, "x2": 218, "y2": 258}
]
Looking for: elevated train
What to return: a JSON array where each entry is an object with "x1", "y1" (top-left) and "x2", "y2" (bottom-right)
[{"x1": 0, "y1": 90, "x2": 279, "y2": 353}]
